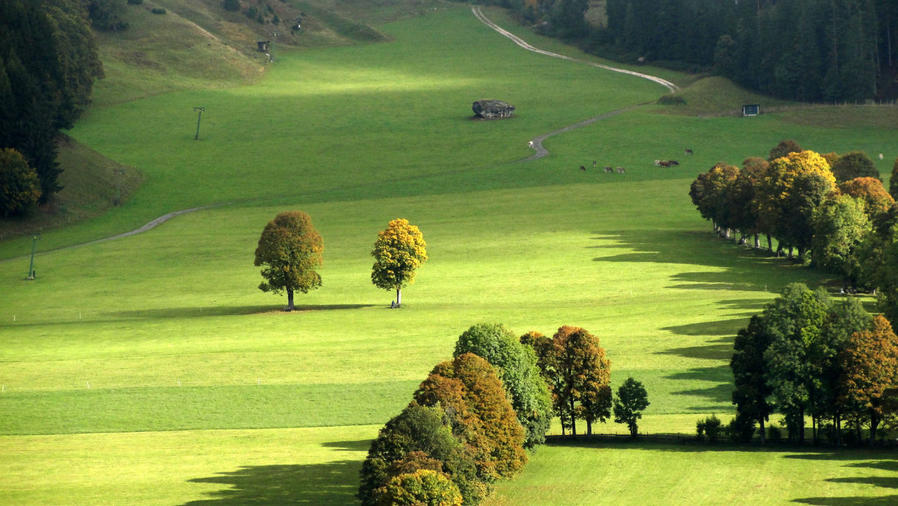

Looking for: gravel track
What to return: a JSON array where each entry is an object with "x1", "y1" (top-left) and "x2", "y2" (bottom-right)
[{"x1": 472, "y1": 6, "x2": 676, "y2": 160}]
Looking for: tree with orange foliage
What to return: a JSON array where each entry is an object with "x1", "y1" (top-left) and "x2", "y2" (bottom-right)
[
  {"x1": 839, "y1": 177, "x2": 894, "y2": 217},
  {"x1": 413, "y1": 353, "x2": 526, "y2": 482},
  {"x1": 839, "y1": 315, "x2": 898, "y2": 443},
  {"x1": 522, "y1": 327, "x2": 611, "y2": 436}
]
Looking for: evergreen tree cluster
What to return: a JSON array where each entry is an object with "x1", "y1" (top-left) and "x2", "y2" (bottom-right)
[
  {"x1": 601, "y1": 0, "x2": 896, "y2": 101},
  {"x1": 0, "y1": 0, "x2": 103, "y2": 209},
  {"x1": 490, "y1": 0, "x2": 898, "y2": 101}
]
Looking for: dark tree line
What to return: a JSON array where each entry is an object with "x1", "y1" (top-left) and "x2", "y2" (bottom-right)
[
  {"x1": 1, "y1": 0, "x2": 104, "y2": 211},
  {"x1": 486, "y1": 0, "x2": 898, "y2": 102}
]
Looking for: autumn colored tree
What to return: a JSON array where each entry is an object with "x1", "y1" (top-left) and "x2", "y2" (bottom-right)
[
  {"x1": 613, "y1": 377, "x2": 649, "y2": 437},
  {"x1": 811, "y1": 195, "x2": 870, "y2": 285},
  {"x1": 520, "y1": 330, "x2": 575, "y2": 433},
  {"x1": 0, "y1": 148, "x2": 41, "y2": 217},
  {"x1": 730, "y1": 157, "x2": 768, "y2": 247},
  {"x1": 254, "y1": 211, "x2": 323, "y2": 311},
  {"x1": 371, "y1": 218, "x2": 427, "y2": 307},
  {"x1": 838, "y1": 177, "x2": 894, "y2": 217},
  {"x1": 768, "y1": 139, "x2": 802, "y2": 161},
  {"x1": 757, "y1": 150, "x2": 835, "y2": 257},
  {"x1": 839, "y1": 315, "x2": 898, "y2": 444},
  {"x1": 453, "y1": 323, "x2": 553, "y2": 448},
  {"x1": 689, "y1": 163, "x2": 739, "y2": 237},
  {"x1": 358, "y1": 403, "x2": 482, "y2": 506},
  {"x1": 524, "y1": 326, "x2": 612, "y2": 436},
  {"x1": 831, "y1": 151, "x2": 879, "y2": 183},
  {"x1": 374, "y1": 469, "x2": 463, "y2": 506},
  {"x1": 413, "y1": 353, "x2": 526, "y2": 482}
]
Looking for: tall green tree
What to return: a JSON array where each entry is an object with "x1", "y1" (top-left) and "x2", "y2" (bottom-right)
[
  {"x1": 731, "y1": 313, "x2": 774, "y2": 442},
  {"x1": 811, "y1": 194, "x2": 870, "y2": 286},
  {"x1": 371, "y1": 218, "x2": 428, "y2": 307},
  {"x1": 613, "y1": 377, "x2": 649, "y2": 438},
  {"x1": 453, "y1": 323, "x2": 553, "y2": 448},
  {"x1": 254, "y1": 211, "x2": 323, "y2": 311}
]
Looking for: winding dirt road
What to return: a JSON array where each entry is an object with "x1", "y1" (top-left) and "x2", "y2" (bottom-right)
[{"x1": 472, "y1": 6, "x2": 677, "y2": 160}]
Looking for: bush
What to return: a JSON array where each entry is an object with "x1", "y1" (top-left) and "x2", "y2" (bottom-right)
[
  {"x1": 657, "y1": 94, "x2": 686, "y2": 105},
  {"x1": 696, "y1": 415, "x2": 723, "y2": 442},
  {"x1": 726, "y1": 414, "x2": 756, "y2": 443},
  {"x1": 151, "y1": 7, "x2": 165, "y2": 14},
  {"x1": 222, "y1": 0, "x2": 240, "y2": 11},
  {"x1": 0, "y1": 148, "x2": 41, "y2": 217},
  {"x1": 374, "y1": 469, "x2": 463, "y2": 506}
]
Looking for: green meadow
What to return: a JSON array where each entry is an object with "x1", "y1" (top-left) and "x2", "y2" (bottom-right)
[{"x1": 2, "y1": 4, "x2": 898, "y2": 504}]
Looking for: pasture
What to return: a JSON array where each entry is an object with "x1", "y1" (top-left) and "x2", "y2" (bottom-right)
[{"x1": 2, "y1": 5, "x2": 898, "y2": 504}]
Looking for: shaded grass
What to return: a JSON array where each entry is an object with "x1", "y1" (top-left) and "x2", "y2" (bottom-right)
[{"x1": 487, "y1": 440, "x2": 898, "y2": 505}]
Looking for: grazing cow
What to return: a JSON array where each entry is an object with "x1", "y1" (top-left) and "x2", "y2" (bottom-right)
[
  {"x1": 616, "y1": 167, "x2": 625, "y2": 174},
  {"x1": 654, "y1": 160, "x2": 662, "y2": 167},
  {"x1": 580, "y1": 165, "x2": 586, "y2": 171},
  {"x1": 604, "y1": 166, "x2": 613, "y2": 173},
  {"x1": 593, "y1": 160, "x2": 597, "y2": 169},
  {"x1": 685, "y1": 148, "x2": 694, "y2": 155},
  {"x1": 880, "y1": 153, "x2": 885, "y2": 160},
  {"x1": 528, "y1": 140, "x2": 534, "y2": 148},
  {"x1": 669, "y1": 160, "x2": 679, "y2": 166}
]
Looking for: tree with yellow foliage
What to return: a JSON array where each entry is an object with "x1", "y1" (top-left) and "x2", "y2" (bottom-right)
[{"x1": 371, "y1": 218, "x2": 428, "y2": 307}]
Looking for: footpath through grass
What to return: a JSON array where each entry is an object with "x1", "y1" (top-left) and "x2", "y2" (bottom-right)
[{"x1": 2, "y1": 5, "x2": 898, "y2": 504}]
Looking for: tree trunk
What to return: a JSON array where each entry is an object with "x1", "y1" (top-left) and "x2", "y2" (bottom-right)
[
  {"x1": 286, "y1": 289, "x2": 295, "y2": 311},
  {"x1": 788, "y1": 246, "x2": 794, "y2": 259},
  {"x1": 870, "y1": 410, "x2": 880, "y2": 445},
  {"x1": 754, "y1": 234, "x2": 760, "y2": 249},
  {"x1": 569, "y1": 397, "x2": 577, "y2": 436},
  {"x1": 395, "y1": 287, "x2": 402, "y2": 307},
  {"x1": 586, "y1": 419, "x2": 592, "y2": 436},
  {"x1": 759, "y1": 417, "x2": 766, "y2": 444},
  {"x1": 767, "y1": 235, "x2": 773, "y2": 252},
  {"x1": 835, "y1": 415, "x2": 841, "y2": 446}
]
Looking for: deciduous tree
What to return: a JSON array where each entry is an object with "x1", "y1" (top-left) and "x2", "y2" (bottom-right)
[
  {"x1": 374, "y1": 469, "x2": 463, "y2": 506},
  {"x1": 254, "y1": 211, "x2": 323, "y2": 311},
  {"x1": 413, "y1": 353, "x2": 526, "y2": 482},
  {"x1": 371, "y1": 218, "x2": 427, "y2": 307},
  {"x1": 768, "y1": 140, "x2": 802, "y2": 161},
  {"x1": 453, "y1": 323, "x2": 553, "y2": 448},
  {"x1": 613, "y1": 377, "x2": 649, "y2": 437},
  {"x1": 831, "y1": 151, "x2": 880, "y2": 182},
  {"x1": 839, "y1": 177, "x2": 894, "y2": 217},
  {"x1": 0, "y1": 148, "x2": 41, "y2": 217},
  {"x1": 811, "y1": 195, "x2": 870, "y2": 286},
  {"x1": 839, "y1": 315, "x2": 898, "y2": 443},
  {"x1": 731, "y1": 313, "x2": 774, "y2": 442}
]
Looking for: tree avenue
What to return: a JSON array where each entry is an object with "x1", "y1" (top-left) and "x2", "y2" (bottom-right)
[
  {"x1": 253, "y1": 211, "x2": 323, "y2": 311},
  {"x1": 371, "y1": 218, "x2": 427, "y2": 307}
]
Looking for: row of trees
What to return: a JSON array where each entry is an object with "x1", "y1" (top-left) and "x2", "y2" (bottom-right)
[
  {"x1": 1, "y1": 0, "x2": 106, "y2": 215},
  {"x1": 731, "y1": 283, "x2": 898, "y2": 445},
  {"x1": 359, "y1": 323, "x2": 649, "y2": 504},
  {"x1": 253, "y1": 213, "x2": 428, "y2": 311},
  {"x1": 689, "y1": 142, "x2": 894, "y2": 274}
]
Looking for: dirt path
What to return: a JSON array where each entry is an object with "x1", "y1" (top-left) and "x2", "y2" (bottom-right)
[{"x1": 472, "y1": 6, "x2": 676, "y2": 160}]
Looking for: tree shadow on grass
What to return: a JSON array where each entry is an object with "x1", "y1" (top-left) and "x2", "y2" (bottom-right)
[
  {"x1": 111, "y1": 304, "x2": 375, "y2": 319},
  {"x1": 590, "y1": 229, "x2": 827, "y2": 297},
  {"x1": 658, "y1": 336, "x2": 734, "y2": 361},
  {"x1": 183, "y1": 460, "x2": 362, "y2": 505},
  {"x1": 665, "y1": 364, "x2": 733, "y2": 407},
  {"x1": 786, "y1": 453, "x2": 898, "y2": 504}
]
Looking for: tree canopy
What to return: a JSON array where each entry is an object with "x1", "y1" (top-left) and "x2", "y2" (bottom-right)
[
  {"x1": 253, "y1": 211, "x2": 323, "y2": 311},
  {"x1": 371, "y1": 218, "x2": 427, "y2": 307},
  {"x1": 453, "y1": 323, "x2": 553, "y2": 448}
]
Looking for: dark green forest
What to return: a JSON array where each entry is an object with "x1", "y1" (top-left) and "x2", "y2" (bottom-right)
[
  {"x1": 0, "y1": 0, "x2": 104, "y2": 209},
  {"x1": 498, "y1": 0, "x2": 898, "y2": 102}
]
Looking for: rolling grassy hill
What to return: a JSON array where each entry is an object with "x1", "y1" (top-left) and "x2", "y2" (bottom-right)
[{"x1": 2, "y1": 3, "x2": 898, "y2": 504}]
